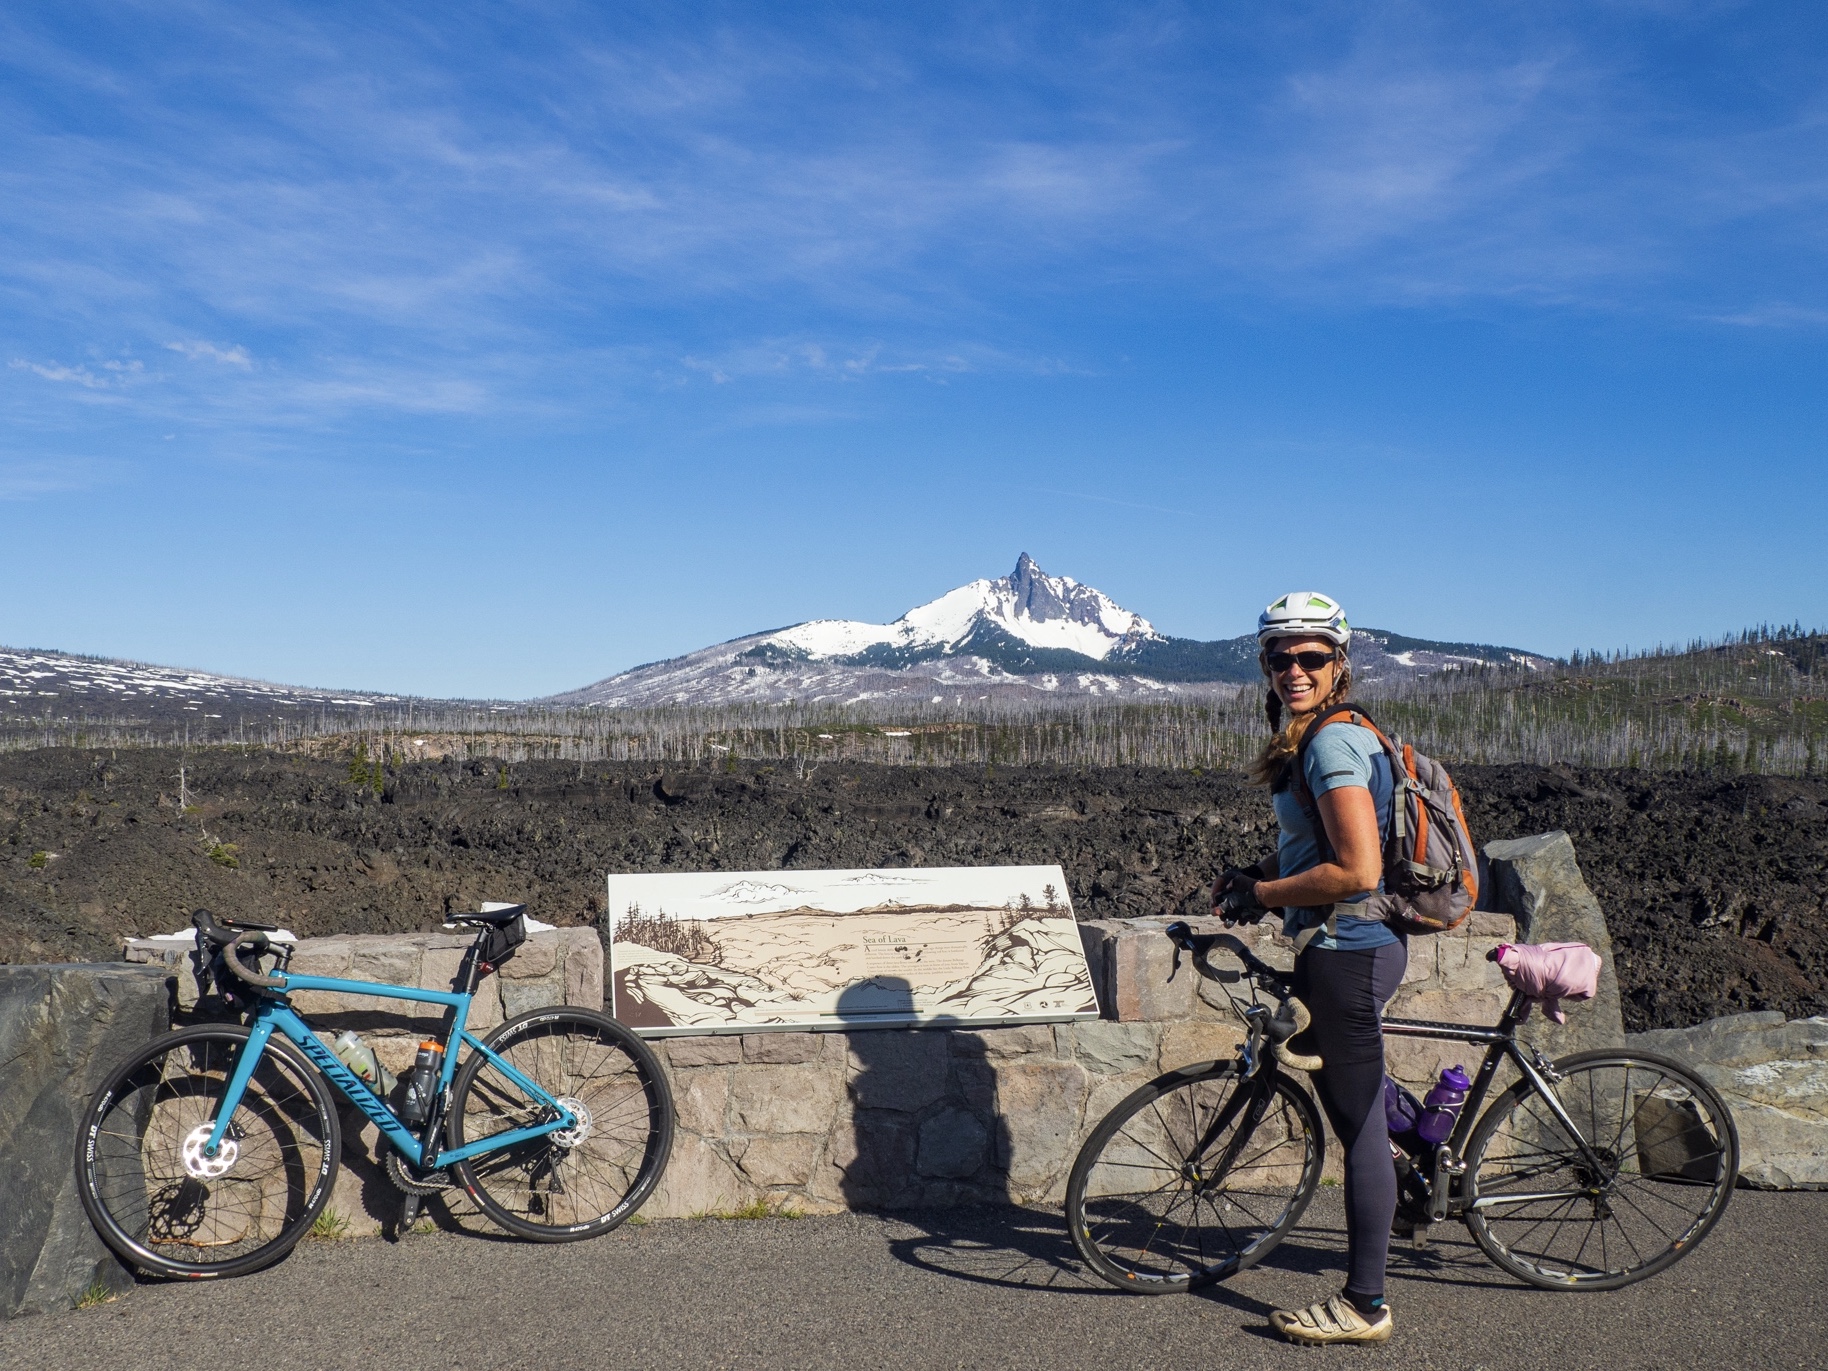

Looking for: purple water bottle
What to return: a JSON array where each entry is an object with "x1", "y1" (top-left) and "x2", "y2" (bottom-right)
[{"x1": 1416, "y1": 1065, "x2": 1472, "y2": 1145}]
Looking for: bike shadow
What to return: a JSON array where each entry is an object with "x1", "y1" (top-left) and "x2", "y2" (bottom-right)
[
  {"x1": 881, "y1": 1203, "x2": 1507, "y2": 1312},
  {"x1": 882, "y1": 1205, "x2": 1120, "y2": 1295}
]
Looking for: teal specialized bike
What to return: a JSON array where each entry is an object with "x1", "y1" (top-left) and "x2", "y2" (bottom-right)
[{"x1": 76, "y1": 906, "x2": 674, "y2": 1279}]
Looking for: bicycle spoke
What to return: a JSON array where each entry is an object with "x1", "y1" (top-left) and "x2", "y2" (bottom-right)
[{"x1": 1467, "y1": 1054, "x2": 1735, "y2": 1290}]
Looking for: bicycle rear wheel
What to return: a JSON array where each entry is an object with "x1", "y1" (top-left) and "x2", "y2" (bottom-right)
[
  {"x1": 75, "y1": 1025, "x2": 340, "y2": 1279},
  {"x1": 449, "y1": 1007, "x2": 674, "y2": 1241},
  {"x1": 1463, "y1": 1049, "x2": 1737, "y2": 1290},
  {"x1": 1066, "y1": 1062, "x2": 1325, "y2": 1293}
]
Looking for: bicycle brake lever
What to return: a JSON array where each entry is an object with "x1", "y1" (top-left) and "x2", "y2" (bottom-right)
[{"x1": 1167, "y1": 943, "x2": 1182, "y2": 982}]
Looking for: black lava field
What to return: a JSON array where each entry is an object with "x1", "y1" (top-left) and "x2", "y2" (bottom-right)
[{"x1": 1, "y1": 748, "x2": 1822, "y2": 1031}]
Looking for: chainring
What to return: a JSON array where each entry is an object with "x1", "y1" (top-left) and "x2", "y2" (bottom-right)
[{"x1": 384, "y1": 1150, "x2": 455, "y2": 1196}]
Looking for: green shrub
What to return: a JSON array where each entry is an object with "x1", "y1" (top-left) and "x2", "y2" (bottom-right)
[
  {"x1": 27, "y1": 850, "x2": 48, "y2": 869},
  {"x1": 208, "y1": 842, "x2": 240, "y2": 869}
]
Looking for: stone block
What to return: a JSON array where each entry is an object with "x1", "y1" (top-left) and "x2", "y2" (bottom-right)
[
  {"x1": 948, "y1": 1023, "x2": 1058, "y2": 1059},
  {"x1": 733, "y1": 1134, "x2": 821, "y2": 1188},
  {"x1": 1384, "y1": 990, "x2": 1504, "y2": 1090},
  {"x1": 954, "y1": 1058, "x2": 999, "y2": 1113},
  {"x1": 1400, "y1": 939, "x2": 1436, "y2": 984},
  {"x1": 500, "y1": 935, "x2": 558, "y2": 979},
  {"x1": 917, "y1": 1108, "x2": 990, "y2": 1180},
  {"x1": 1076, "y1": 921, "x2": 1113, "y2": 1016},
  {"x1": 501, "y1": 975, "x2": 563, "y2": 1018},
  {"x1": 420, "y1": 946, "x2": 468, "y2": 996},
  {"x1": 665, "y1": 1035, "x2": 743, "y2": 1068},
  {"x1": 1630, "y1": 1014, "x2": 1828, "y2": 1189},
  {"x1": 349, "y1": 941, "x2": 422, "y2": 991},
  {"x1": 1629, "y1": 1011, "x2": 1799, "y2": 1070},
  {"x1": 0, "y1": 965, "x2": 170, "y2": 1318},
  {"x1": 729, "y1": 1063, "x2": 842, "y2": 1135},
  {"x1": 994, "y1": 1059, "x2": 1088, "y2": 1198},
  {"x1": 1064, "y1": 1021, "x2": 1161, "y2": 1076},
  {"x1": 288, "y1": 939, "x2": 354, "y2": 979},
  {"x1": 822, "y1": 1109, "x2": 919, "y2": 1207},
  {"x1": 1114, "y1": 919, "x2": 1196, "y2": 1022},
  {"x1": 844, "y1": 1031, "x2": 951, "y2": 1112},
  {"x1": 646, "y1": 1134, "x2": 750, "y2": 1219},
  {"x1": 562, "y1": 932, "x2": 605, "y2": 1011},
  {"x1": 1158, "y1": 1020, "x2": 1243, "y2": 1072},
  {"x1": 1465, "y1": 912, "x2": 1519, "y2": 939},
  {"x1": 743, "y1": 1033, "x2": 822, "y2": 1064},
  {"x1": 1433, "y1": 935, "x2": 1510, "y2": 993},
  {"x1": 1485, "y1": 832, "x2": 1624, "y2": 1055},
  {"x1": 466, "y1": 976, "x2": 504, "y2": 1033},
  {"x1": 670, "y1": 1067, "x2": 730, "y2": 1136}
]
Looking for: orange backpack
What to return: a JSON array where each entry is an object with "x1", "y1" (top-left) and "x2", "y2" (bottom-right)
[{"x1": 1293, "y1": 704, "x2": 1479, "y2": 941}]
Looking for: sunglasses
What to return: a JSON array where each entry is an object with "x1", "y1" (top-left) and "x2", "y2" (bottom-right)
[{"x1": 1267, "y1": 649, "x2": 1338, "y2": 673}]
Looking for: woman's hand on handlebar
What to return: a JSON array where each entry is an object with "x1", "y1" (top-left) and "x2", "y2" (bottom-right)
[{"x1": 1212, "y1": 867, "x2": 1270, "y2": 925}]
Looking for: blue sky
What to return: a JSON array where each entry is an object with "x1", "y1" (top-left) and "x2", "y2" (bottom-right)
[{"x1": 3, "y1": 2, "x2": 1825, "y2": 698}]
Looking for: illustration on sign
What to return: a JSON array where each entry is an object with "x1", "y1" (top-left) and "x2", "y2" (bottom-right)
[{"x1": 606, "y1": 865, "x2": 1099, "y2": 1034}]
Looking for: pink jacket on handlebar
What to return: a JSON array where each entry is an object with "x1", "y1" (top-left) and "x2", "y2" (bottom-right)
[{"x1": 1493, "y1": 942, "x2": 1601, "y2": 1023}]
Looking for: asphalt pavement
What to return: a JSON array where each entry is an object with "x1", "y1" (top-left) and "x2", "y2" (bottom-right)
[{"x1": 3, "y1": 1189, "x2": 1820, "y2": 1371}]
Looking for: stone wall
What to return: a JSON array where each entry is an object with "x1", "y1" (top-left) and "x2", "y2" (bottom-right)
[
  {"x1": 641, "y1": 909, "x2": 1539, "y2": 1218},
  {"x1": 123, "y1": 926, "x2": 603, "y2": 1238},
  {"x1": 0, "y1": 964, "x2": 169, "y2": 1319},
  {"x1": 1628, "y1": 1011, "x2": 1828, "y2": 1189}
]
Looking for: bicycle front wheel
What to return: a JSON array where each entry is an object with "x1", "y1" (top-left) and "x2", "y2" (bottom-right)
[
  {"x1": 1463, "y1": 1049, "x2": 1737, "y2": 1290},
  {"x1": 449, "y1": 1007, "x2": 674, "y2": 1241},
  {"x1": 75, "y1": 1025, "x2": 341, "y2": 1279},
  {"x1": 1066, "y1": 1062, "x2": 1325, "y2": 1293}
]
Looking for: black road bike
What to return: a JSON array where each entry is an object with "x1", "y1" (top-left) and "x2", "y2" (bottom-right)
[{"x1": 1065, "y1": 923, "x2": 1737, "y2": 1293}]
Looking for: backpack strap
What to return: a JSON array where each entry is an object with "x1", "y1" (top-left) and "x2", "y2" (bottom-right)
[
  {"x1": 1291, "y1": 704, "x2": 1402, "y2": 859},
  {"x1": 1287, "y1": 704, "x2": 1405, "y2": 953}
]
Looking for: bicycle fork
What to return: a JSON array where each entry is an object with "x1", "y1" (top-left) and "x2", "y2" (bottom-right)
[{"x1": 1187, "y1": 1071, "x2": 1280, "y2": 1198}]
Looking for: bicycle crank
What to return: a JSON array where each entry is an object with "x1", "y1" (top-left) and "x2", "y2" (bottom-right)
[{"x1": 384, "y1": 1150, "x2": 455, "y2": 1196}]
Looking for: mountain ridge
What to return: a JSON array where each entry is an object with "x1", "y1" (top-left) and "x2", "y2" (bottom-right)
[{"x1": 547, "y1": 554, "x2": 1551, "y2": 707}]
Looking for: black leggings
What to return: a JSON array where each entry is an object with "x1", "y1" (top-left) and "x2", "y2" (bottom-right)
[{"x1": 1292, "y1": 940, "x2": 1408, "y2": 1300}]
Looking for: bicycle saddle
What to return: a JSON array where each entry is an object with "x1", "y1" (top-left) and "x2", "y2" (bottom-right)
[
  {"x1": 448, "y1": 904, "x2": 526, "y2": 926},
  {"x1": 191, "y1": 908, "x2": 279, "y2": 943}
]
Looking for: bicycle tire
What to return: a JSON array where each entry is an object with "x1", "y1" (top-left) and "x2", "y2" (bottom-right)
[
  {"x1": 75, "y1": 1024, "x2": 341, "y2": 1279},
  {"x1": 1066, "y1": 1061, "x2": 1325, "y2": 1293},
  {"x1": 449, "y1": 1007, "x2": 674, "y2": 1241},
  {"x1": 1462, "y1": 1049, "x2": 1738, "y2": 1290}
]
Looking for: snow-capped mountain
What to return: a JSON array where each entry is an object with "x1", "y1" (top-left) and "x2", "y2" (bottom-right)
[
  {"x1": 0, "y1": 645, "x2": 404, "y2": 734},
  {"x1": 1, "y1": 556, "x2": 1551, "y2": 729},
  {"x1": 763, "y1": 553, "x2": 1160, "y2": 665},
  {"x1": 547, "y1": 555, "x2": 1550, "y2": 708}
]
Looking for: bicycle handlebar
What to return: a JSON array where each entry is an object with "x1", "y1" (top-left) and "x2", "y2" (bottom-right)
[
  {"x1": 218, "y1": 931, "x2": 286, "y2": 990},
  {"x1": 192, "y1": 910, "x2": 285, "y2": 990},
  {"x1": 1162, "y1": 920, "x2": 1291, "y2": 989}
]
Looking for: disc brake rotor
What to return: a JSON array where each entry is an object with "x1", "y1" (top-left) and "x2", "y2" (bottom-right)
[
  {"x1": 551, "y1": 1096, "x2": 592, "y2": 1149},
  {"x1": 181, "y1": 1123, "x2": 239, "y2": 1179}
]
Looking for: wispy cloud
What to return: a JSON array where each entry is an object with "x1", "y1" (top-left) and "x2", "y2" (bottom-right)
[
  {"x1": 0, "y1": 1, "x2": 1824, "y2": 435},
  {"x1": 10, "y1": 357, "x2": 146, "y2": 391},
  {"x1": 165, "y1": 340, "x2": 252, "y2": 367}
]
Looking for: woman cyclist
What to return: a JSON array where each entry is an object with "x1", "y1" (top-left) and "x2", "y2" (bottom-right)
[{"x1": 1212, "y1": 591, "x2": 1403, "y2": 1347}]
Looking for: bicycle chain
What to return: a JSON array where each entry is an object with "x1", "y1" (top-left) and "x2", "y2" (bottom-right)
[{"x1": 384, "y1": 1150, "x2": 455, "y2": 1196}]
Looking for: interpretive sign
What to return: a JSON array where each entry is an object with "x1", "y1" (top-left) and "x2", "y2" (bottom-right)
[{"x1": 606, "y1": 865, "x2": 1099, "y2": 1034}]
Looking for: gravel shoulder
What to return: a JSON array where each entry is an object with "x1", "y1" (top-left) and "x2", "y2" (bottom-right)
[{"x1": 3, "y1": 1191, "x2": 1820, "y2": 1371}]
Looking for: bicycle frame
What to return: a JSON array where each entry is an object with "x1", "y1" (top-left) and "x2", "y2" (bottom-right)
[
  {"x1": 206, "y1": 972, "x2": 576, "y2": 1170},
  {"x1": 1382, "y1": 991, "x2": 1612, "y2": 1219}
]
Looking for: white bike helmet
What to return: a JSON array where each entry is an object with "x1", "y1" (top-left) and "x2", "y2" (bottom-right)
[{"x1": 1258, "y1": 591, "x2": 1351, "y2": 649}]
